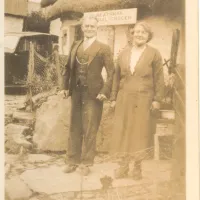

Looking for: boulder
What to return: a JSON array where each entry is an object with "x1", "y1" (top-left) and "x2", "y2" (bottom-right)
[
  {"x1": 5, "y1": 176, "x2": 32, "y2": 200},
  {"x1": 5, "y1": 133, "x2": 33, "y2": 154},
  {"x1": 5, "y1": 124, "x2": 31, "y2": 136},
  {"x1": 27, "y1": 154, "x2": 53, "y2": 163},
  {"x1": 5, "y1": 124, "x2": 33, "y2": 154},
  {"x1": 5, "y1": 117, "x2": 13, "y2": 125},
  {"x1": 33, "y1": 95, "x2": 114, "y2": 152},
  {"x1": 33, "y1": 95, "x2": 71, "y2": 151},
  {"x1": 13, "y1": 111, "x2": 35, "y2": 126}
]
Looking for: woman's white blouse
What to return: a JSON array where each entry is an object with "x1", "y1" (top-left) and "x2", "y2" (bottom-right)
[{"x1": 130, "y1": 45, "x2": 146, "y2": 74}]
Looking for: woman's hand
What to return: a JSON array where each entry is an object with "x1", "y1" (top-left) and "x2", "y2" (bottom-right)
[
  {"x1": 110, "y1": 101, "x2": 116, "y2": 109},
  {"x1": 150, "y1": 101, "x2": 160, "y2": 111},
  {"x1": 96, "y1": 94, "x2": 107, "y2": 101},
  {"x1": 58, "y1": 90, "x2": 69, "y2": 99},
  {"x1": 150, "y1": 101, "x2": 161, "y2": 118}
]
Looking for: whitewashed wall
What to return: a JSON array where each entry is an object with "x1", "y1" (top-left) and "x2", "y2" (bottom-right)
[
  {"x1": 5, "y1": 16, "x2": 24, "y2": 33},
  {"x1": 146, "y1": 16, "x2": 182, "y2": 64},
  {"x1": 49, "y1": 15, "x2": 183, "y2": 82},
  {"x1": 145, "y1": 16, "x2": 182, "y2": 84},
  {"x1": 50, "y1": 19, "x2": 81, "y2": 55},
  {"x1": 50, "y1": 18, "x2": 63, "y2": 53}
]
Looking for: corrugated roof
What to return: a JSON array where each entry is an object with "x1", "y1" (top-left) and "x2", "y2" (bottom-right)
[
  {"x1": 5, "y1": 31, "x2": 58, "y2": 37},
  {"x1": 5, "y1": 0, "x2": 28, "y2": 17}
]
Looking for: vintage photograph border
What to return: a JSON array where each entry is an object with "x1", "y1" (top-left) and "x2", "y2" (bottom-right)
[{"x1": 0, "y1": 0, "x2": 199, "y2": 199}]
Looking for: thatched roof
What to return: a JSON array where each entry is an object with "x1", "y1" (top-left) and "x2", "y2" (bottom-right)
[
  {"x1": 41, "y1": 0, "x2": 57, "y2": 8},
  {"x1": 5, "y1": 0, "x2": 28, "y2": 17},
  {"x1": 43, "y1": 0, "x2": 158, "y2": 20},
  {"x1": 42, "y1": 0, "x2": 183, "y2": 21}
]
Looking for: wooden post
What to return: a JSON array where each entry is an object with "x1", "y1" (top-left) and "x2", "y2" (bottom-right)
[
  {"x1": 26, "y1": 42, "x2": 34, "y2": 112},
  {"x1": 54, "y1": 49, "x2": 62, "y2": 89},
  {"x1": 169, "y1": 29, "x2": 180, "y2": 74}
]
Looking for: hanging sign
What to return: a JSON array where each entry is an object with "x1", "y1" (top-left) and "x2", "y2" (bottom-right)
[{"x1": 84, "y1": 8, "x2": 137, "y2": 26}]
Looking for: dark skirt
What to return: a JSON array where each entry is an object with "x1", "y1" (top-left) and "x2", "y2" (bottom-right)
[{"x1": 109, "y1": 89, "x2": 154, "y2": 156}]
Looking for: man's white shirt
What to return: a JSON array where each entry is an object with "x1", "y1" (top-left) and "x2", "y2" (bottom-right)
[
  {"x1": 130, "y1": 45, "x2": 146, "y2": 74},
  {"x1": 83, "y1": 36, "x2": 97, "y2": 51}
]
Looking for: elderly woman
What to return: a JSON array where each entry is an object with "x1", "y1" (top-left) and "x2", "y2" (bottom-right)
[{"x1": 109, "y1": 21, "x2": 164, "y2": 180}]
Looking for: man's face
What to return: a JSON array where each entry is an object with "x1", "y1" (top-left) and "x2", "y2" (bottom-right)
[{"x1": 81, "y1": 18, "x2": 98, "y2": 38}]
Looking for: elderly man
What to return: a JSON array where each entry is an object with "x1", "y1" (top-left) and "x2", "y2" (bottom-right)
[{"x1": 61, "y1": 16, "x2": 114, "y2": 176}]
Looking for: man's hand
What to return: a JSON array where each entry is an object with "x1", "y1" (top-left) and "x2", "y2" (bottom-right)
[
  {"x1": 96, "y1": 94, "x2": 107, "y2": 102},
  {"x1": 150, "y1": 101, "x2": 161, "y2": 111},
  {"x1": 58, "y1": 90, "x2": 69, "y2": 99},
  {"x1": 110, "y1": 101, "x2": 116, "y2": 109}
]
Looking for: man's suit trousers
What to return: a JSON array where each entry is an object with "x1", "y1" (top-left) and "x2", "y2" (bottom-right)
[{"x1": 66, "y1": 85, "x2": 103, "y2": 165}]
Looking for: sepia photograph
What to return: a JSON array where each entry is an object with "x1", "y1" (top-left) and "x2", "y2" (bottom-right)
[{"x1": 3, "y1": 0, "x2": 198, "y2": 199}]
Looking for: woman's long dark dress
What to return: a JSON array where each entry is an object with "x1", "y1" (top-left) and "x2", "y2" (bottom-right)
[{"x1": 109, "y1": 45, "x2": 164, "y2": 156}]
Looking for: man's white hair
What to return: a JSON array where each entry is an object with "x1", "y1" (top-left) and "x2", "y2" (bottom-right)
[{"x1": 82, "y1": 15, "x2": 99, "y2": 25}]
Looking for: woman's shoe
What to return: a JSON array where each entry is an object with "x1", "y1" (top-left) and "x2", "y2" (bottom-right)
[{"x1": 63, "y1": 164, "x2": 77, "y2": 173}]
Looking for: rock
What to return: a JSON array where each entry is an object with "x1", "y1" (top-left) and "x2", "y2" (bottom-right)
[
  {"x1": 13, "y1": 111, "x2": 35, "y2": 126},
  {"x1": 13, "y1": 134, "x2": 32, "y2": 148},
  {"x1": 65, "y1": 191, "x2": 76, "y2": 199},
  {"x1": 24, "y1": 163, "x2": 36, "y2": 170},
  {"x1": 5, "y1": 133, "x2": 33, "y2": 154},
  {"x1": 28, "y1": 154, "x2": 53, "y2": 163},
  {"x1": 32, "y1": 87, "x2": 57, "y2": 105},
  {"x1": 55, "y1": 158, "x2": 65, "y2": 166},
  {"x1": 5, "y1": 176, "x2": 32, "y2": 200},
  {"x1": 5, "y1": 111, "x2": 13, "y2": 118},
  {"x1": 29, "y1": 197, "x2": 40, "y2": 200},
  {"x1": 20, "y1": 161, "x2": 171, "y2": 195},
  {"x1": 37, "y1": 163, "x2": 49, "y2": 167},
  {"x1": 32, "y1": 96, "x2": 114, "y2": 152},
  {"x1": 142, "y1": 160, "x2": 172, "y2": 182},
  {"x1": 5, "y1": 124, "x2": 31, "y2": 136},
  {"x1": 77, "y1": 192, "x2": 95, "y2": 199},
  {"x1": 25, "y1": 135, "x2": 32, "y2": 143},
  {"x1": 5, "y1": 117, "x2": 13, "y2": 125},
  {"x1": 14, "y1": 163, "x2": 24, "y2": 170},
  {"x1": 5, "y1": 124, "x2": 33, "y2": 154},
  {"x1": 5, "y1": 164, "x2": 11, "y2": 176},
  {"x1": 5, "y1": 154, "x2": 18, "y2": 165},
  {"x1": 5, "y1": 112, "x2": 13, "y2": 125},
  {"x1": 48, "y1": 194, "x2": 65, "y2": 200},
  {"x1": 33, "y1": 95, "x2": 71, "y2": 151}
]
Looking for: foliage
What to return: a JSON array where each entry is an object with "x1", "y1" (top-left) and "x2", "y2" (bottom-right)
[
  {"x1": 23, "y1": 11, "x2": 50, "y2": 33},
  {"x1": 31, "y1": 62, "x2": 58, "y2": 95}
]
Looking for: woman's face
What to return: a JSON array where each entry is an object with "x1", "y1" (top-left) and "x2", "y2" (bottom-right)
[{"x1": 131, "y1": 24, "x2": 149, "y2": 46}]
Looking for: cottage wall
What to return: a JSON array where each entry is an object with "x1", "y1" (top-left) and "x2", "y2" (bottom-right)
[
  {"x1": 49, "y1": 14, "x2": 182, "y2": 82},
  {"x1": 50, "y1": 18, "x2": 62, "y2": 53},
  {"x1": 142, "y1": 16, "x2": 182, "y2": 84},
  {"x1": 5, "y1": 16, "x2": 24, "y2": 33}
]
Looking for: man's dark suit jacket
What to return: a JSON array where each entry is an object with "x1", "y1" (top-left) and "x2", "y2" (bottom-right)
[{"x1": 62, "y1": 40, "x2": 114, "y2": 98}]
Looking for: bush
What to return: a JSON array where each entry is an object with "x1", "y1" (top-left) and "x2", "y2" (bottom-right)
[{"x1": 23, "y1": 11, "x2": 50, "y2": 33}]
